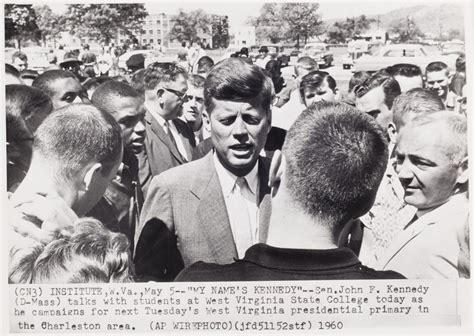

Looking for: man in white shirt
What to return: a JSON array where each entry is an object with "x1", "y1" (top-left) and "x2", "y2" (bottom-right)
[
  {"x1": 134, "y1": 58, "x2": 273, "y2": 281},
  {"x1": 375, "y1": 111, "x2": 468, "y2": 278}
]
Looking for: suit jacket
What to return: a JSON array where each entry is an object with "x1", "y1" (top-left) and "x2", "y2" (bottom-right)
[
  {"x1": 138, "y1": 110, "x2": 196, "y2": 196},
  {"x1": 134, "y1": 151, "x2": 272, "y2": 282},
  {"x1": 375, "y1": 193, "x2": 468, "y2": 279}
]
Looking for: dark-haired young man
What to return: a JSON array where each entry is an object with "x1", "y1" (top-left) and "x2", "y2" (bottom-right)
[
  {"x1": 32, "y1": 70, "x2": 90, "y2": 110},
  {"x1": 176, "y1": 102, "x2": 405, "y2": 281},
  {"x1": 425, "y1": 61, "x2": 456, "y2": 109},
  {"x1": 88, "y1": 81, "x2": 146, "y2": 247},
  {"x1": 135, "y1": 58, "x2": 273, "y2": 281}
]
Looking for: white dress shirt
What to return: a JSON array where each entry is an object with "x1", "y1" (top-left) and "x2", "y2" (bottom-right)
[
  {"x1": 145, "y1": 102, "x2": 189, "y2": 161},
  {"x1": 213, "y1": 152, "x2": 259, "y2": 258}
]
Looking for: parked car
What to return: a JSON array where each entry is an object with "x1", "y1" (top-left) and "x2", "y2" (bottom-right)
[
  {"x1": 301, "y1": 42, "x2": 334, "y2": 68},
  {"x1": 440, "y1": 40, "x2": 464, "y2": 55},
  {"x1": 117, "y1": 49, "x2": 166, "y2": 70},
  {"x1": 353, "y1": 44, "x2": 457, "y2": 73},
  {"x1": 342, "y1": 39, "x2": 371, "y2": 70}
]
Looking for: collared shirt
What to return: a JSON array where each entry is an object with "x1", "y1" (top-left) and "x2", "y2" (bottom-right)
[
  {"x1": 213, "y1": 152, "x2": 259, "y2": 257},
  {"x1": 145, "y1": 102, "x2": 189, "y2": 161},
  {"x1": 359, "y1": 158, "x2": 417, "y2": 267},
  {"x1": 175, "y1": 244, "x2": 405, "y2": 281},
  {"x1": 376, "y1": 193, "x2": 468, "y2": 279}
]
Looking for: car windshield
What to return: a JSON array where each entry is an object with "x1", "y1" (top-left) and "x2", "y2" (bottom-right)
[
  {"x1": 443, "y1": 43, "x2": 464, "y2": 50},
  {"x1": 305, "y1": 45, "x2": 325, "y2": 52}
]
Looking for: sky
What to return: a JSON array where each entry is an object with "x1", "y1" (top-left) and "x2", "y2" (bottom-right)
[{"x1": 43, "y1": 0, "x2": 457, "y2": 26}]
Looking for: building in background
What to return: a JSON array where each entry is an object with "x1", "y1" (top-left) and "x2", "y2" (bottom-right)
[
  {"x1": 116, "y1": 13, "x2": 171, "y2": 48},
  {"x1": 230, "y1": 26, "x2": 256, "y2": 47}
]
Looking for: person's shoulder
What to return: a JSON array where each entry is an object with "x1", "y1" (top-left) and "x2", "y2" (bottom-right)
[
  {"x1": 175, "y1": 261, "x2": 248, "y2": 282},
  {"x1": 153, "y1": 154, "x2": 212, "y2": 185},
  {"x1": 357, "y1": 264, "x2": 406, "y2": 279}
]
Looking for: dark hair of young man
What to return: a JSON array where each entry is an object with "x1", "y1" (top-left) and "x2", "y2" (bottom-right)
[
  {"x1": 143, "y1": 62, "x2": 188, "y2": 91},
  {"x1": 203, "y1": 58, "x2": 274, "y2": 114},
  {"x1": 354, "y1": 69, "x2": 401, "y2": 109},
  {"x1": 283, "y1": 101, "x2": 388, "y2": 234}
]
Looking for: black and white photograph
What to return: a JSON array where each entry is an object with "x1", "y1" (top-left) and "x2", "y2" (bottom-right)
[{"x1": 4, "y1": 0, "x2": 472, "y2": 333}]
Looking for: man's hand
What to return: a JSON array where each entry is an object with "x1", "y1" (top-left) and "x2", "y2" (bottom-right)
[{"x1": 10, "y1": 193, "x2": 78, "y2": 245}]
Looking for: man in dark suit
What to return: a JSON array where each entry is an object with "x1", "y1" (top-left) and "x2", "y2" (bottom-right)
[
  {"x1": 138, "y1": 62, "x2": 196, "y2": 195},
  {"x1": 134, "y1": 58, "x2": 273, "y2": 281},
  {"x1": 176, "y1": 102, "x2": 405, "y2": 281}
]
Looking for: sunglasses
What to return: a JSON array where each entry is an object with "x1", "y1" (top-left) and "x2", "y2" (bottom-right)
[{"x1": 163, "y1": 88, "x2": 188, "y2": 102}]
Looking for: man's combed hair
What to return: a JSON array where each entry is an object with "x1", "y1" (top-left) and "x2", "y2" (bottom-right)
[
  {"x1": 6, "y1": 63, "x2": 20, "y2": 77},
  {"x1": 283, "y1": 102, "x2": 388, "y2": 226},
  {"x1": 33, "y1": 104, "x2": 122, "y2": 182},
  {"x1": 410, "y1": 111, "x2": 467, "y2": 164},
  {"x1": 425, "y1": 61, "x2": 448, "y2": 74},
  {"x1": 354, "y1": 69, "x2": 401, "y2": 109},
  {"x1": 12, "y1": 51, "x2": 27, "y2": 62},
  {"x1": 32, "y1": 70, "x2": 78, "y2": 98},
  {"x1": 348, "y1": 71, "x2": 371, "y2": 92},
  {"x1": 143, "y1": 62, "x2": 187, "y2": 91},
  {"x1": 392, "y1": 88, "x2": 445, "y2": 129},
  {"x1": 91, "y1": 80, "x2": 141, "y2": 115},
  {"x1": 296, "y1": 56, "x2": 318, "y2": 71},
  {"x1": 386, "y1": 63, "x2": 422, "y2": 78},
  {"x1": 31, "y1": 218, "x2": 132, "y2": 283},
  {"x1": 204, "y1": 58, "x2": 274, "y2": 113}
]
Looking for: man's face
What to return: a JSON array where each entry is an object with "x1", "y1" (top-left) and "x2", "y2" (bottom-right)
[
  {"x1": 159, "y1": 74, "x2": 188, "y2": 120},
  {"x1": 210, "y1": 98, "x2": 271, "y2": 176},
  {"x1": 113, "y1": 96, "x2": 146, "y2": 154},
  {"x1": 303, "y1": 80, "x2": 337, "y2": 107},
  {"x1": 78, "y1": 147, "x2": 123, "y2": 216},
  {"x1": 425, "y1": 70, "x2": 449, "y2": 100},
  {"x1": 356, "y1": 86, "x2": 391, "y2": 131},
  {"x1": 394, "y1": 75, "x2": 423, "y2": 92},
  {"x1": 13, "y1": 57, "x2": 27, "y2": 72},
  {"x1": 395, "y1": 125, "x2": 463, "y2": 210},
  {"x1": 182, "y1": 85, "x2": 204, "y2": 124},
  {"x1": 49, "y1": 77, "x2": 90, "y2": 110}
]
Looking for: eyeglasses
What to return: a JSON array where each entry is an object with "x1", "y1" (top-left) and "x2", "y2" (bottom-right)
[{"x1": 163, "y1": 88, "x2": 188, "y2": 102}]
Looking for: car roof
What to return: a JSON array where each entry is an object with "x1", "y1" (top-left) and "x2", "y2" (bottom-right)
[{"x1": 382, "y1": 44, "x2": 423, "y2": 49}]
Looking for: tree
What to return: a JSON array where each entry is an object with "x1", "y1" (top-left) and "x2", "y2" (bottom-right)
[
  {"x1": 327, "y1": 15, "x2": 375, "y2": 43},
  {"x1": 5, "y1": 4, "x2": 40, "y2": 49},
  {"x1": 281, "y1": 3, "x2": 324, "y2": 46},
  {"x1": 249, "y1": 3, "x2": 283, "y2": 44},
  {"x1": 63, "y1": 4, "x2": 148, "y2": 44},
  {"x1": 249, "y1": 3, "x2": 324, "y2": 46},
  {"x1": 169, "y1": 9, "x2": 212, "y2": 44},
  {"x1": 33, "y1": 5, "x2": 63, "y2": 47},
  {"x1": 389, "y1": 16, "x2": 424, "y2": 43}
]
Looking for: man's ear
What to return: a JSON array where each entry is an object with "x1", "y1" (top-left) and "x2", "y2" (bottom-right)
[
  {"x1": 156, "y1": 88, "x2": 165, "y2": 104},
  {"x1": 334, "y1": 87, "x2": 341, "y2": 101},
  {"x1": 83, "y1": 163, "x2": 103, "y2": 191},
  {"x1": 268, "y1": 150, "x2": 286, "y2": 187},
  {"x1": 387, "y1": 122, "x2": 398, "y2": 145},
  {"x1": 456, "y1": 156, "x2": 468, "y2": 185}
]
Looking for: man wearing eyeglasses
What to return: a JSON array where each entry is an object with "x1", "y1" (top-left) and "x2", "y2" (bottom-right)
[{"x1": 139, "y1": 62, "x2": 196, "y2": 195}]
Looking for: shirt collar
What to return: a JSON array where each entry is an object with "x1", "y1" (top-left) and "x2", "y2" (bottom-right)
[
  {"x1": 213, "y1": 151, "x2": 259, "y2": 196},
  {"x1": 242, "y1": 243, "x2": 361, "y2": 271}
]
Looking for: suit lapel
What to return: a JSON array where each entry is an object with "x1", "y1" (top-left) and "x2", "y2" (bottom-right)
[
  {"x1": 377, "y1": 214, "x2": 434, "y2": 268},
  {"x1": 193, "y1": 153, "x2": 237, "y2": 263},
  {"x1": 173, "y1": 119, "x2": 194, "y2": 161},
  {"x1": 145, "y1": 111, "x2": 185, "y2": 164},
  {"x1": 257, "y1": 157, "x2": 272, "y2": 243}
]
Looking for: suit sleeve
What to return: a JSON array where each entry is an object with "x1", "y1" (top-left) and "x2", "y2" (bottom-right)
[{"x1": 133, "y1": 175, "x2": 184, "y2": 282}]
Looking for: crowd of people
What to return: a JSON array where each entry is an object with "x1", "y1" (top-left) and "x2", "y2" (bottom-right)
[{"x1": 6, "y1": 40, "x2": 469, "y2": 283}]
